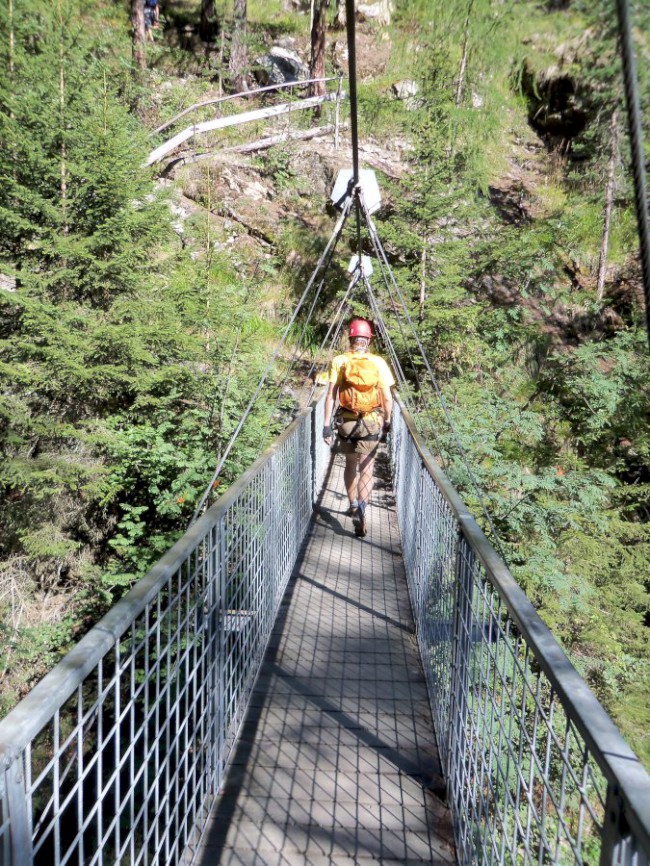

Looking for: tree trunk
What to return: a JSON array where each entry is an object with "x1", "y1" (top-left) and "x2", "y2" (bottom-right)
[
  {"x1": 131, "y1": 0, "x2": 146, "y2": 71},
  {"x1": 8, "y1": 0, "x2": 16, "y2": 172},
  {"x1": 229, "y1": 0, "x2": 248, "y2": 92},
  {"x1": 56, "y1": 0, "x2": 68, "y2": 237},
  {"x1": 597, "y1": 109, "x2": 619, "y2": 303},
  {"x1": 309, "y1": 0, "x2": 330, "y2": 115},
  {"x1": 199, "y1": 0, "x2": 220, "y2": 43},
  {"x1": 8, "y1": 0, "x2": 14, "y2": 78},
  {"x1": 419, "y1": 245, "x2": 427, "y2": 323},
  {"x1": 334, "y1": 0, "x2": 346, "y2": 28},
  {"x1": 455, "y1": 0, "x2": 474, "y2": 107}
]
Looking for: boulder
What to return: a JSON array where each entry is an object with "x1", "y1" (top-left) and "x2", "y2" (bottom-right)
[
  {"x1": 391, "y1": 79, "x2": 420, "y2": 111},
  {"x1": 0, "y1": 273, "x2": 16, "y2": 292},
  {"x1": 253, "y1": 46, "x2": 309, "y2": 87},
  {"x1": 391, "y1": 79, "x2": 419, "y2": 100},
  {"x1": 357, "y1": 0, "x2": 394, "y2": 25}
]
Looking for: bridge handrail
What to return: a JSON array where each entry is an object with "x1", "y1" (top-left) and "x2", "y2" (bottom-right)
[
  {"x1": 0, "y1": 398, "x2": 329, "y2": 865},
  {"x1": 154, "y1": 75, "x2": 343, "y2": 135},
  {"x1": 393, "y1": 396, "x2": 650, "y2": 863},
  {"x1": 0, "y1": 409, "x2": 305, "y2": 763}
]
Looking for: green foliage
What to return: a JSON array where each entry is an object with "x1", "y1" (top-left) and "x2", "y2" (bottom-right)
[
  {"x1": 0, "y1": 0, "x2": 296, "y2": 710},
  {"x1": 379, "y1": 0, "x2": 650, "y2": 768}
]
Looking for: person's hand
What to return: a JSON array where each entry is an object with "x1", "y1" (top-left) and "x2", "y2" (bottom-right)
[
  {"x1": 380, "y1": 420, "x2": 391, "y2": 443},
  {"x1": 323, "y1": 425, "x2": 334, "y2": 446}
]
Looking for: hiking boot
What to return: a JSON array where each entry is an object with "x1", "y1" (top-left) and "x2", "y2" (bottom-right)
[
  {"x1": 353, "y1": 503, "x2": 367, "y2": 538},
  {"x1": 345, "y1": 502, "x2": 358, "y2": 517}
]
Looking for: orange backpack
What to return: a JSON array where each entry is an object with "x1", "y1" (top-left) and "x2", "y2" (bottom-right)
[{"x1": 338, "y1": 354, "x2": 382, "y2": 414}]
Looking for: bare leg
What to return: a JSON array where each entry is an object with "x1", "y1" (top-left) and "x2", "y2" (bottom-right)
[
  {"x1": 352, "y1": 453, "x2": 375, "y2": 537},
  {"x1": 357, "y1": 454, "x2": 375, "y2": 506},
  {"x1": 344, "y1": 454, "x2": 359, "y2": 506}
]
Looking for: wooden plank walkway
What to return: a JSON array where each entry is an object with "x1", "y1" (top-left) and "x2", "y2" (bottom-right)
[{"x1": 196, "y1": 453, "x2": 457, "y2": 865}]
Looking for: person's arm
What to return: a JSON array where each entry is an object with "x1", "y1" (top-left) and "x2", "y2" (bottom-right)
[
  {"x1": 381, "y1": 385, "x2": 393, "y2": 424},
  {"x1": 323, "y1": 382, "x2": 338, "y2": 445}
]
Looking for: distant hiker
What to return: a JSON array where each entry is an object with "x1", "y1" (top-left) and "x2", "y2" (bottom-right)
[
  {"x1": 322, "y1": 318, "x2": 394, "y2": 538},
  {"x1": 144, "y1": 0, "x2": 159, "y2": 38}
]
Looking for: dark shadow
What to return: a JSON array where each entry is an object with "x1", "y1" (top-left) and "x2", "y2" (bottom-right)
[
  {"x1": 267, "y1": 660, "x2": 445, "y2": 790},
  {"x1": 196, "y1": 449, "x2": 454, "y2": 864},
  {"x1": 297, "y1": 573, "x2": 410, "y2": 633}
]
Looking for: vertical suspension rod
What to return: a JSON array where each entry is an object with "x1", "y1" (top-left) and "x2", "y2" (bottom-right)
[
  {"x1": 345, "y1": 0, "x2": 363, "y2": 257},
  {"x1": 345, "y1": 0, "x2": 360, "y2": 186},
  {"x1": 615, "y1": 0, "x2": 650, "y2": 351}
]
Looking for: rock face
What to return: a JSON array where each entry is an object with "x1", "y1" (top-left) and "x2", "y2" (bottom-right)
[
  {"x1": 520, "y1": 58, "x2": 590, "y2": 145},
  {"x1": 391, "y1": 79, "x2": 420, "y2": 110},
  {"x1": 282, "y1": 0, "x2": 310, "y2": 10},
  {"x1": 391, "y1": 79, "x2": 419, "y2": 101},
  {"x1": 357, "y1": 0, "x2": 394, "y2": 26},
  {"x1": 253, "y1": 46, "x2": 309, "y2": 87},
  {"x1": 0, "y1": 273, "x2": 16, "y2": 292}
]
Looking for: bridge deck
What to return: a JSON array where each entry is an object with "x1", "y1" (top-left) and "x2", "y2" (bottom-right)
[{"x1": 196, "y1": 453, "x2": 457, "y2": 865}]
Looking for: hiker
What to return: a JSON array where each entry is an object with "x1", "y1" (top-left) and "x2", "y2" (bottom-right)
[
  {"x1": 144, "y1": 0, "x2": 159, "y2": 38},
  {"x1": 322, "y1": 318, "x2": 394, "y2": 537}
]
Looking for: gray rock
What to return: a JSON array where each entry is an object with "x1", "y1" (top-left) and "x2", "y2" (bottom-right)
[
  {"x1": 0, "y1": 273, "x2": 16, "y2": 292},
  {"x1": 275, "y1": 35, "x2": 297, "y2": 50},
  {"x1": 391, "y1": 79, "x2": 419, "y2": 100},
  {"x1": 253, "y1": 46, "x2": 309, "y2": 87},
  {"x1": 357, "y1": 0, "x2": 393, "y2": 25}
]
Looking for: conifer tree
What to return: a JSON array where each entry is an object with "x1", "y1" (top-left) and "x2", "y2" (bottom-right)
[
  {"x1": 309, "y1": 0, "x2": 330, "y2": 107},
  {"x1": 229, "y1": 0, "x2": 247, "y2": 91},
  {"x1": 131, "y1": 0, "x2": 146, "y2": 70}
]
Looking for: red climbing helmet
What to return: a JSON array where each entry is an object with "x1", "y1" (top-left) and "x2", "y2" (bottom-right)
[{"x1": 349, "y1": 318, "x2": 373, "y2": 339}]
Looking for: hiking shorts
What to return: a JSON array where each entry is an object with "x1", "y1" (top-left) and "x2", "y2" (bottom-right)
[
  {"x1": 334, "y1": 436, "x2": 380, "y2": 457},
  {"x1": 334, "y1": 409, "x2": 382, "y2": 457}
]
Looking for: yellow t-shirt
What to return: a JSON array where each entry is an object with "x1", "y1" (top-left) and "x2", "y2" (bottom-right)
[
  {"x1": 328, "y1": 351, "x2": 396, "y2": 389},
  {"x1": 328, "y1": 351, "x2": 395, "y2": 420}
]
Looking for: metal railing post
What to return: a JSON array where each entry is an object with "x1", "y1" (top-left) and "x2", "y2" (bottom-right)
[
  {"x1": 413, "y1": 463, "x2": 423, "y2": 613},
  {"x1": 446, "y1": 531, "x2": 473, "y2": 831},
  {"x1": 335, "y1": 73, "x2": 342, "y2": 150},
  {"x1": 215, "y1": 518, "x2": 227, "y2": 794},
  {"x1": 206, "y1": 524, "x2": 219, "y2": 796},
  {"x1": 311, "y1": 402, "x2": 318, "y2": 505},
  {"x1": 3, "y1": 761, "x2": 31, "y2": 866},
  {"x1": 269, "y1": 451, "x2": 280, "y2": 624},
  {"x1": 600, "y1": 784, "x2": 631, "y2": 866}
]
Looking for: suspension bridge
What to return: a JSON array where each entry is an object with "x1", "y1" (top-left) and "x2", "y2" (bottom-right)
[{"x1": 2, "y1": 0, "x2": 650, "y2": 864}]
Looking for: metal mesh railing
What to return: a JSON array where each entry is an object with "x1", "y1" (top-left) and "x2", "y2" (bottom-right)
[
  {"x1": 0, "y1": 402, "x2": 322, "y2": 866},
  {"x1": 3, "y1": 386, "x2": 649, "y2": 866},
  {"x1": 390, "y1": 398, "x2": 650, "y2": 866}
]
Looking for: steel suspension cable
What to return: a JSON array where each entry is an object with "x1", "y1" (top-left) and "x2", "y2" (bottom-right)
[
  {"x1": 615, "y1": 0, "x2": 650, "y2": 351},
  {"x1": 355, "y1": 198, "x2": 452, "y2": 465},
  {"x1": 257, "y1": 271, "x2": 361, "y2": 452},
  {"x1": 190, "y1": 198, "x2": 353, "y2": 523},
  {"x1": 359, "y1": 196, "x2": 507, "y2": 557},
  {"x1": 360, "y1": 230, "x2": 431, "y2": 412},
  {"x1": 302, "y1": 271, "x2": 363, "y2": 405},
  {"x1": 264, "y1": 263, "x2": 341, "y2": 413},
  {"x1": 304, "y1": 310, "x2": 351, "y2": 407},
  {"x1": 362, "y1": 277, "x2": 409, "y2": 389},
  {"x1": 362, "y1": 275, "x2": 449, "y2": 462}
]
